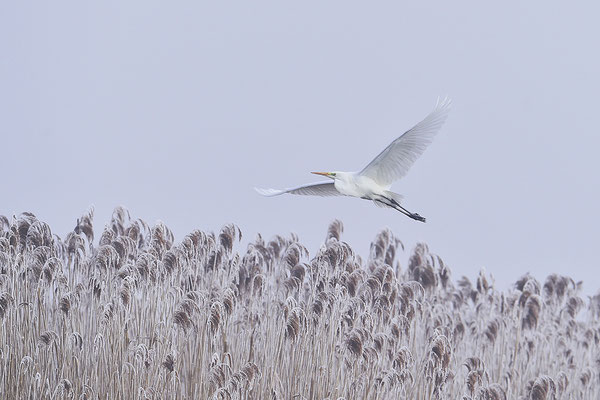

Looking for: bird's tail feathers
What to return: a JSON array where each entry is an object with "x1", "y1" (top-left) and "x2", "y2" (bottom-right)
[
  {"x1": 373, "y1": 191, "x2": 404, "y2": 209},
  {"x1": 373, "y1": 200, "x2": 389, "y2": 209},
  {"x1": 384, "y1": 191, "x2": 404, "y2": 206}
]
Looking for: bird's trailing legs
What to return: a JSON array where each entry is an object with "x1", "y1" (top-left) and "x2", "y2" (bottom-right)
[
  {"x1": 402, "y1": 207, "x2": 426, "y2": 222},
  {"x1": 375, "y1": 195, "x2": 426, "y2": 223}
]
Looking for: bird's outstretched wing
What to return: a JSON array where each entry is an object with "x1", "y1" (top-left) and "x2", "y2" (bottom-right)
[
  {"x1": 255, "y1": 182, "x2": 341, "y2": 197},
  {"x1": 358, "y1": 97, "x2": 451, "y2": 187}
]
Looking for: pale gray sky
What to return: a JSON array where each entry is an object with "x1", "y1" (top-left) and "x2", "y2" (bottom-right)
[{"x1": 1, "y1": 2, "x2": 599, "y2": 293}]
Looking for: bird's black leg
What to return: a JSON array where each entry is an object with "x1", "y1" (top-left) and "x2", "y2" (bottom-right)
[
  {"x1": 407, "y1": 211, "x2": 426, "y2": 223},
  {"x1": 379, "y1": 196, "x2": 427, "y2": 223},
  {"x1": 374, "y1": 198, "x2": 412, "y2": 218},
  {"x1": 396, "y1": 203, "x2": 426, "y2": 222}
]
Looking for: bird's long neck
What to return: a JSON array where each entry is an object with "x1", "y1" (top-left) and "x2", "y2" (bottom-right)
[{"x1": 334, "y1": 171, "x2": 353, "y2": 182}]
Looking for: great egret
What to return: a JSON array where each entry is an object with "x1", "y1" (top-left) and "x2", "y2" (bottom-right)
[{"x1": 256, "y1": 98, "x2": 451, "y2": 222}]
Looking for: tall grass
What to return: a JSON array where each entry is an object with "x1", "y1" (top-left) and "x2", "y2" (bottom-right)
[{"x1": 0, "y1": 207, "x2": 598, "y2": 399}]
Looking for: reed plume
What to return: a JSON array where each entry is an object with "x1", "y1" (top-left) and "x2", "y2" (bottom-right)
[{"x1": 0, "y1": 209, "x2": 598, "y2": 398}]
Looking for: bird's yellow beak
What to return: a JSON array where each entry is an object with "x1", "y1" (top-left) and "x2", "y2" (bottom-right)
[{"x1": 311, "y1": 172, "x2": 331, "y2": 177}]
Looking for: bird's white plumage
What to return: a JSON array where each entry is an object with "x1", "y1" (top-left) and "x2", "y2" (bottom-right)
[
  {"x1": 358, "y1": 97, "x2": 452, "y2": 186},
  {"x1": 255, "y1": 182, "x2": 341, "y2": 197},
  {"x1": 255, "y1": 98, "x2": 451, "y2": 221},
  {"x1": 332, "y1": 172, "x2": 383, "y2": 197}
]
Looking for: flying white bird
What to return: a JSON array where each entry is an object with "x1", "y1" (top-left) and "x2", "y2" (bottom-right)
[{"x1": 255, "y1": 98, "x2": 451, "y2": 222}]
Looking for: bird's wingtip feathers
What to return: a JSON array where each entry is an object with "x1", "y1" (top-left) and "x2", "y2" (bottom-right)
[
  {"x1": 254, "y1": 187, "x2": 282, "y2": 197},
  {"x1": 435, "y1": 96, "x2": 452, "y2": 113}
]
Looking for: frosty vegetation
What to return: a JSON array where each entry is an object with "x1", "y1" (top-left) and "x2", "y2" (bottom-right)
[{"x1": 0, "y1": 207, "x2": 598, "y2": 399}]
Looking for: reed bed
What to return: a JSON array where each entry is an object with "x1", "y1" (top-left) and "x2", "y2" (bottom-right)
[{"x1": 0, "y1": 207, "x2": 598, "y2": 399}]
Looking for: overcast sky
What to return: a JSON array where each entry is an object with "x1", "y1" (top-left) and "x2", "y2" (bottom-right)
[{"x1": 1, "y1": 1, "x2": 599, "y2": 293}]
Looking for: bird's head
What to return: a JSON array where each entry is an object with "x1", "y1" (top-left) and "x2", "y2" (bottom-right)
[{"x1": 311, "y1": 171, "x2": 338, "y2": 180}]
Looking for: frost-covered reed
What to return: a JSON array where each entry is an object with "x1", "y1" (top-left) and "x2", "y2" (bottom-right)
[{"x1": 0, "y1": 207, "x2": 598, "y2": 399}]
